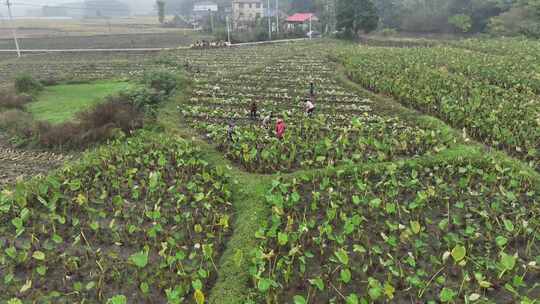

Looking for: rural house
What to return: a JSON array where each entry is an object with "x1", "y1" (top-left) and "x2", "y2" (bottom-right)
[
  {"x1": 285, "y1": 13, "x2": 318, "y2": 31},
  {"x1": 193, "y1": 1, "x2": 218, "y2": 15},
  {"x1": 232, "y1": 0, "x2": 263, "y2": 30},
  {"x1": 193, "y1": 1, "x2": 219, "y2": 25}
]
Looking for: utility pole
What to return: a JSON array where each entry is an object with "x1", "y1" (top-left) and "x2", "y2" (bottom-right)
[
  {"x1": 267, "y1": 0, "x2": 271, "y2": 40},
  {"x1": 275, "y1": 0, "x2": 278, "y2": 34},
  {"x1": 208, "y1": 9, "x2": 214, "y2": 33},
  {"x1": 226, "y1": 15, "x2": 231, "y2": 44},
  {"x1": 309, "y1": 14, "x2": 312, "y2": 40},
  {"x1": 6, "y1": 0, "x2": 21, "y2": 57}
]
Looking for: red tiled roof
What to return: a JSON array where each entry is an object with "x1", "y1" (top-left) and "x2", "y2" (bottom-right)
[{"x1": 286, "y1": 13, "x2": 317, "y2": 22}]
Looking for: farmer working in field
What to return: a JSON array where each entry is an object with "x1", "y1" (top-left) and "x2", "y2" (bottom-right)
[
  {"x1": 305, "y1": 98, "x2": 315, "y2": 117},
  {"x1": 275, "y1": 118, "x2": 286, "y2": 140},
  {"x1": 262, "y1": 112, "x2": 273, "y2": 129},
  {"x1": 250, "y1": 101, "x2": 258, "y2": 121},
  {"x1": 227, "y1": 121, "x2": 236, "y2": 142},
  {"x1": 309, "y1": 81, "x2": 315, "y2": 97}
]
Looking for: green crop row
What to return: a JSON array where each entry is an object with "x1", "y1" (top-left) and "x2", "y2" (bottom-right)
[
  {"x1": 0, "y1": 131, "x2": 233, "y2": 303},
  {"x1": 339, "y1": 46, "x2": 540, "y2": 173},
  {"x1": 450, "y1": 38, "x2": 540, "y2": 61},
  {"x1": 197, "y1": 116, "x2": 453, "y2": 173},
  {"x1": 351, "y1": 46, "x2": 540, "y2": 95},
  {"x1": 250, "y1": 155, "x2": 540, "y2": 303}
]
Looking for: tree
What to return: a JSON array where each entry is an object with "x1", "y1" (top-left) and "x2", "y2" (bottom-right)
[
  {"x1": 489, "y1": 0, "x2": 540, "y2": 37},
  {"x1": 336, "y1": 0, "x2": 379, "y2": 37},
  {"x1": 157, "y1": 0, "x2": 166, "y2": 23},
  {"x1": 448, "y1": 13, "x2": 472, "y2": 32},
  {"x1": 291, "y1": 0, "x2": 316, "y2": 12},
  {"x1": 374, "y1": 0, "x2": 402, "y2": 28}
]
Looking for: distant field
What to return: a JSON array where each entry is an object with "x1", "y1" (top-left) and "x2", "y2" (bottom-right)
[
  {"x1": 0, "y1": 16, "x2": 184, "y2": 39},
  {"x1": 0, "y1": 51, "x2": 158, "y2": 83},
  {"x1": 0, "y1": 32, "x2": 212, "y2": 50},
  {"x1": 27, "y1": 81, "x2": 130, "y2": 124}
]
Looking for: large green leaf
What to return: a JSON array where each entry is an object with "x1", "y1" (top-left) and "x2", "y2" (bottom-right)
[{"x1": 129, "y1": 251, "x2": 148, "y2": 268}]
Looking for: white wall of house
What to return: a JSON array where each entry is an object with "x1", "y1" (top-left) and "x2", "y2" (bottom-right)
[
  {"x1": 194, "y1": 3, "x2": 218, "y2": 12},
  {"x1": 232, "y1": 0, "x2": 263, "y2": 29}
]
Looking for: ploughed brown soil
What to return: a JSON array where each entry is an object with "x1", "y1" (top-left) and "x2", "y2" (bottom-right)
[{"x1": 0, "y1": 132, "x2": 70, "y2": 188}]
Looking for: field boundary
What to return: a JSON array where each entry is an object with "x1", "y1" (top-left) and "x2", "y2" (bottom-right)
[
  {"x1": 0, "y1": 38, "x2": 315, "y2": 54},
  {"x1": 0, "y1": 47, "x2": 184, "y2": 53}
]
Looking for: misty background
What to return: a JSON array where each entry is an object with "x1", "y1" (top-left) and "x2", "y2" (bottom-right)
[
  {"x1": 1, "y1": 0, "x2": 538, "y2": 38},
  {"x1": 1, "y1": 0, "x2": 155, "y2": 17}
]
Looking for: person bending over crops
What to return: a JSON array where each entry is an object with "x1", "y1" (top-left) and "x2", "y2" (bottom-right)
[
  {"x1": 305, "y1": 98, "x2": 315, "y2": 117},
  {"x1": 262, "y1": 112, "x2": 273, "y2": 129},
  {"x1": 227, "y1": 121, "x2": 236, "y2": 142},
  {"x1": 275, "y1": 118, "x2": 286, "y2": 140},
  {"x1": 250, "y1": 101, "x2": 258, "y2": 121}
]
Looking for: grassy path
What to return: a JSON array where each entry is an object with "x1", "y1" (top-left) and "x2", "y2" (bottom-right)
[{"x1": 159, "y1": 85, "x2": 274, "y2": 303}]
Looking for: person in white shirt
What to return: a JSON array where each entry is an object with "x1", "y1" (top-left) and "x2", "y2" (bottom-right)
[{"x1": 305, "y1": 99, "x2": 315, "y2": 116}]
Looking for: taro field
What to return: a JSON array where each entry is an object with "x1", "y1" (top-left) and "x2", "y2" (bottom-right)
[{"x1": 1, "y1": 39, "x2": 540, "y2": 303}]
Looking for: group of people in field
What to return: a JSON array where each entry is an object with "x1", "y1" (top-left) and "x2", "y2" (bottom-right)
[
  {"x1": 227, "y1": 81, "x2": 316, "y2": 142},
  {"x1": 191, "y1": 40, "x2": 229, "y2": 49}
]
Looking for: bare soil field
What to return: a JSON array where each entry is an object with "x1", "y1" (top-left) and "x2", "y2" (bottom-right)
[
  {"x1": 0, "y1": 132, "x2": 70, "y2": 187},
  {"x1": 0, "y1": 32, "x2": 212, "y2": 50},
  {"x1": 0, "y1": 16, "x2": 182, "y2": 39}
]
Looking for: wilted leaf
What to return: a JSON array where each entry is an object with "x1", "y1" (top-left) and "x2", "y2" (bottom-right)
[
  {"x1": 335, "y1": 249, "x2": 349, "y2": 265},
  {"x1": 194, "y1": 289, "x2": 205, "y2": 304},
  {"x1": 410, "y1": 221, "x2": 421, "y2": 234},
  {"x1": 32, "y1": 251, "x2": 46, "y2": 261},
  {"x1": 451, "y1": 245, "x2": 466, "y2": 262}
]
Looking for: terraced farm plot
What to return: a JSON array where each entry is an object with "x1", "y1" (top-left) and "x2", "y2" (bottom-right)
[
  {"x1": 180, "y1": 46, "x2": 456, "y2": 173},
  {"x1": 0, "y1": 52, "x2": 163, "y2": 83},
  {"x1": 0, "y1": 32, "x2": 212, "y2": 50},
  {"x1": 251, "y1": 157, "x2": 540, "y2": 303},
  {"x1": 0, "y1": 132, "x2": 233, "y2": 303},
  {"x1": 339, "y1": 44, "x2": 540, "y2": 173},
  {"x1": 1, "y1": 39, "x2": 540, "y2": 304}
]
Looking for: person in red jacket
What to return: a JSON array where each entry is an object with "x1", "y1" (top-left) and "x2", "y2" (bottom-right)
[{"x1": 275, "y1": 118, "x2": 286, "y2": 140}]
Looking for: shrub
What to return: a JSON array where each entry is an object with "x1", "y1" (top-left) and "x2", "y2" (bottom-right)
[
  {"x1": 40, "y1": 77, "x2": 59, "y2": 86},
  {"x1": 78, "y1": 97, "x2": 144, "y2": 133},
  {"x1": 379, "y1": 28, "x2": 398, "y2": 37},
  {"x1": 123, "y1": 86, "x2": 165, "y2": 112},
  {"x1": 37, "y1": 121, "x2": 80, "y2": 148},
  {"x1": 37, "y1": 98, "x2": 144, "y2": 149},
  {"x1": 0, "y1": 92, "x2": 33, "y2": 110},
  {"x1": 0, "y1": 109, "x2": 36, "y2": 138},
  {"x1": 143, "y1": 70, "x2": 179, "y2": 96},
  {"x1": 14, "y1": 74, "x2": 43, "y2": 94},
  {"x1": 448, "y1": 14, "x2": 472, "y2": 33}
]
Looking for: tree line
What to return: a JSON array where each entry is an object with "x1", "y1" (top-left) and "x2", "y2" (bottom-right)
[{"x1": 158, "y1": 0, "x2": 540, "y2": 37}]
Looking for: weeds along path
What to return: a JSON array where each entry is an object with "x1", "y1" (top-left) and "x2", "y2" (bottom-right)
[
  {"x1": 0, "y1": 132, "x2": 70, "y2": 188},
  {"x1": 158, "y1": 47, "x2": 296, "y2": 303}
]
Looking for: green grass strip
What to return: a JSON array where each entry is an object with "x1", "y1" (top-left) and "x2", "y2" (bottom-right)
[
  {"x1": 158, "y1": 86, "x2": 274, "y2": 303},
  {"x1": 27, "y1": 81, "x2": 131, "y2": 124}
]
